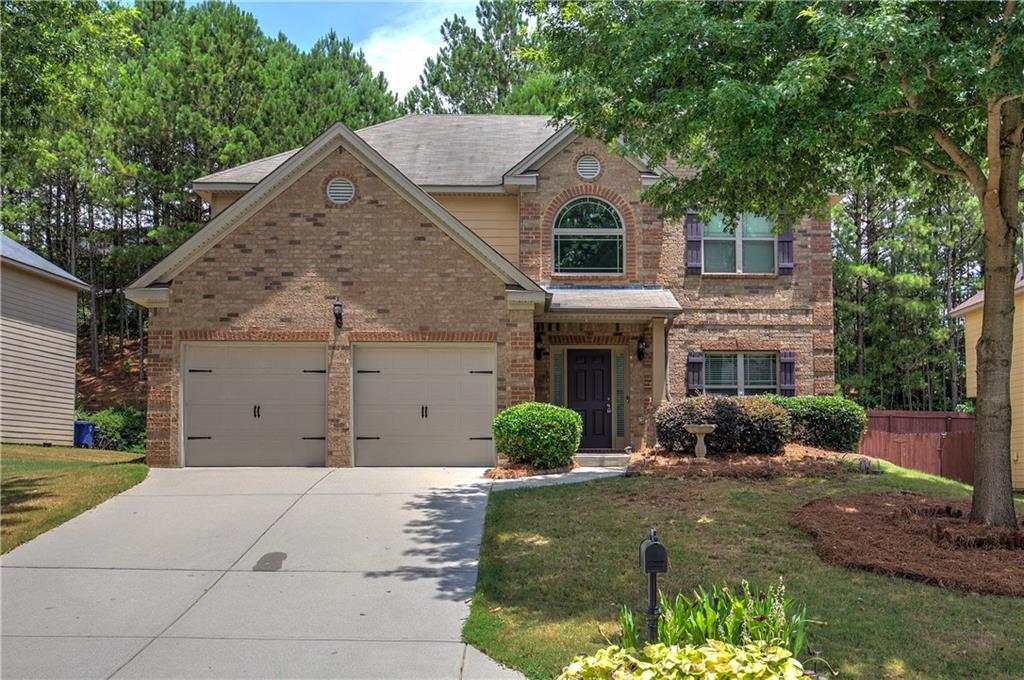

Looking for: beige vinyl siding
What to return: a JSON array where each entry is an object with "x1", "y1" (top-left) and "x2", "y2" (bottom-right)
[
  {"x1": 1, "y1": 265, "x2": 79, "y2": 445},
  {"x1": 961, "y1": 296, "x2": 1024, "y2": 489},
  {"x1": 434, "y1": 194, "x2": 519, "y2": 264}
]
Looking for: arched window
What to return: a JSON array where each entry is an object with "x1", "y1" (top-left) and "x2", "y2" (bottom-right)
[{"x1": 553, "y1": 197, "x2": 624, "y2": 274}]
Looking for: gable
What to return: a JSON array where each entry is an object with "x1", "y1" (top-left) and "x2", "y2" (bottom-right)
[{"x1": 127, "y1": 122, "x2": 542, "y2": 307}]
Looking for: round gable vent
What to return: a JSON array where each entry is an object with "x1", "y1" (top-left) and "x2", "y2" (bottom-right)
[
  {"x1": 326, "y1": 177, "x2": 355, "y2": 205},
  {"x1": 576, "y1": 155, "x2": 601, "y2": 179}
]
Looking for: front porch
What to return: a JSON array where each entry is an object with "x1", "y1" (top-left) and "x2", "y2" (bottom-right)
[{"x1": 532, "y1": 286, "x2": 681, "y2": 453}]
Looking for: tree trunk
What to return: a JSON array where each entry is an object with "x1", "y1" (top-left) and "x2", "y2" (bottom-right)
[
  {"x1": 87, "y1": 204, "x2": 100, "y2": 377},
  {"x1": 970, "y1": 99, "x2": 1021, "y2": 528}
]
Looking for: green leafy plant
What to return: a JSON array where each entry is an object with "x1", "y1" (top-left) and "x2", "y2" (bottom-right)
[
  {"x1": 76, "y1": 405, "x2": 146, "y2": 452},
  {"x1": 760, "y1": 395, "x2": 867, "y2": 452},
  {"x1": 558, "y1": 640, "x2": 804, "y2": 680},
  {"x1": 492, "y1": 402, "x2": 582, "y2": 469},
  {"x1": 656, "y1": 397, "x2": 791, "y2": 456},
  {"x1": 619, "y1": 580, "x2": 808, "y2": 657}
]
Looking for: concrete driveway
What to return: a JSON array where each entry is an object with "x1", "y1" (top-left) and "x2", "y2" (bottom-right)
[{"x1": 1, "y1": 467, "x2": 524, "y2": 679}]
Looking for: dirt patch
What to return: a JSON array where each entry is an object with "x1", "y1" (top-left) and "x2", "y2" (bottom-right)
[
  {"x1": 626, "y1": 443, "x2": 853, "y2": 481},
  {"x1": 76, "y1": 335, "x2": 147, "y2": 410},
  {"x1": 483, "y1": 461, "x2": 578, "y2": 479},
  {"x1": 795, "y1": 491, "x2": 1024, "y2": 596}
]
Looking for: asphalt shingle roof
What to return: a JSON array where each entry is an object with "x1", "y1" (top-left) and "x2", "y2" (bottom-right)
[
  {"x1": 950, "y1": 267, "x2": 1024, "y2": 316},
  {"x1": 193, "y1": 115, "x2": 559, "y2": 188},
  {"x1": 1, "y1": 234, "x2": 89, "y2": 289}
]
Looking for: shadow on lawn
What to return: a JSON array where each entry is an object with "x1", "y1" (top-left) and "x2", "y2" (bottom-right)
[
  {"x1": 0, "y1": 475, "x2": 54, "y2": 527},
  {"x1": 361, "y1": 481, "x2": 491, "y2": 602}
]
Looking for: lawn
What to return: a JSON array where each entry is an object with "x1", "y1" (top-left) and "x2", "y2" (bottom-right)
[
  {"x1": 1, "y1": 444, "x2": 148, "y2": 553},
  {"x1": 464, "y1": 463, "x2": 1024, "y2": 680}
]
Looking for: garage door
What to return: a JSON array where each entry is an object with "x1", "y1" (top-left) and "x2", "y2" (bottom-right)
[
  {"x1": 353, "y1": 345, "x2": 496, "y2": 466},
  {"x1": 183, "y1": 345, "x2": 326, "y2": 466}
]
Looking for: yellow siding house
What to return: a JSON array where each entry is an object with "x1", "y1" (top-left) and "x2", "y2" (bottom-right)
[{"x1": 951, "y1": 270, "x2": 1024, "y2": 490}]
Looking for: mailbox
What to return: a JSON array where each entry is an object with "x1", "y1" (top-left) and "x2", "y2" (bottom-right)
[{"x1": 639, "y1": 530, "x2": 668, "y2": 574}]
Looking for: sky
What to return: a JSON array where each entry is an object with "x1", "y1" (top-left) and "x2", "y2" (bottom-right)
[{"x1": 234, "y1": 1, "x2": 478, "y2": 97}]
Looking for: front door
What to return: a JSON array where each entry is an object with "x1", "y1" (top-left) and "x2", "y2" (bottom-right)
[{"x1": 567, "y1": 349, "x2": 612, "y2": 449}]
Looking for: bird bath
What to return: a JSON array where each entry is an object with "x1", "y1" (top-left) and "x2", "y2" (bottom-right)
[{"x1": 684, "y1": 423, "x2": 717, "y2": 459}]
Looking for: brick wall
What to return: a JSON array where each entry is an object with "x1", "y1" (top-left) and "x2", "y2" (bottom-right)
[{"x1": 145, "y1": 144, "x2": 534, "y2": 467}]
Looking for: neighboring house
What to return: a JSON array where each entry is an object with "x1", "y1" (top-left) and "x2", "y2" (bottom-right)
[
  {"x1": 126, "y1": 115, "x2": 834, "y2": 467},
  {"x1": 950, "y1": 269, "x2": 1024, "y2": 489},
  {"x1": 1, "y1": 234, "x2": 89, "y2": 446}
]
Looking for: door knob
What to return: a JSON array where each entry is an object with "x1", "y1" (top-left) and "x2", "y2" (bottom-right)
[{"x1": 606, "y1": 399, "x2": 612, "y2": 414}]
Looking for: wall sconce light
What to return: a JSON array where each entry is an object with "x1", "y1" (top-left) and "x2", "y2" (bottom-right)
[
  {"x1": 332, "y1": 298, "x2": 344, "y2": 329},
  {"x1": 534, "y1": 334, "x2": 544, "y2": 360},
  {"x1": 637, "y1": 336, "x2": 648, "y2": 362}
]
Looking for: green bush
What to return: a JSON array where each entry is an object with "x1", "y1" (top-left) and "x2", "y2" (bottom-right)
[
  {"x1": 492, "y1": 402, "x2": 582, "y2": 469},
  {"x1": 655, "y1": 396, "x2": 790, "y2": 456},
  {"x1": 558, "y1": 641, "x2": 804, "y2": 680},
  {"x1": 76, "y1": 405, "x2": 147, "y2": 452},
  {"x1": 759, "y1": 395, "x2": 866, "y2": 452}
]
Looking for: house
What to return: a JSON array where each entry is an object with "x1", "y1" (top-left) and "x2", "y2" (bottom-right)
[
  {"x1": 950, "y1": 270, "x2": 1024, "y2": 489},
  {"x1": 126, "y1": 115, "x2": 834, "y2": 467},
  {"x1": 1, "y1": 234, "x2": 90, "y2": 445}
]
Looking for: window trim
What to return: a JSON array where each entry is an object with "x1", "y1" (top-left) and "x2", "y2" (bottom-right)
[
  {"x1": 702, "y1": 214, "x2": 777, "y2": 275},
  {"x1": 552, "y1": 197, "x2": 626, "y2": 275},
  {"x1": 704, "y1": 351, "x2": 780, "y2": 396}
]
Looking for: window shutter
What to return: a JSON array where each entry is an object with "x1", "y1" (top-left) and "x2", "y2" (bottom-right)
[
  {"x1": 685, "y1": 211, "x2": 703, "y2": 274},
  {"x1": 777, "y1": 228, "x2": 794, "y2": 274},
  {"x1": 779, "y1": 351, "x2": 796, "y2": 396},
  {"x1": 686, "y1": 351, "x2": 704, "y2": 395}
]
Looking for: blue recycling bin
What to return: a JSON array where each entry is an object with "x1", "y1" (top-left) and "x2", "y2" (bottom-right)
[{"x1": 74, "y1": 420, "x2": 96, "y2": 448}]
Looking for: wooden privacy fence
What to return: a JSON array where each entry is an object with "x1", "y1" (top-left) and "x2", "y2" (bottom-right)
[{"x1": 860, "y1": 410, "x2": 976, "y2": 485}]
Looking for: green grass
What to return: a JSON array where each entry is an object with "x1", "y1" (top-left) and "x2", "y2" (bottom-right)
[
  {"x1": 464, "y1": 463, "x2": 1024, "y2": 679},
  {"x1": 1, "y1": 444, "x2": 148, "y2": 553}
]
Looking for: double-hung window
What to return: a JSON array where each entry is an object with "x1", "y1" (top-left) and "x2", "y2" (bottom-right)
[
  {"x1": 553, "y1": 197, "x2": 624, "y2": 274},
  {"x1": 703, "y1": 213, "x2": 776, "y2": 274},
  {"x1": 705, "y1": 352, "x2": 779, "y2": 395}
]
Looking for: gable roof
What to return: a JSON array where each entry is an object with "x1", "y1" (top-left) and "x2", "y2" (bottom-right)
[
  {"x1": 127, "y1": 121, "x2": 544, "y2": 302},
  {"x1": 1, "y1": 234, "x2": 89, "y2": 290},
  {"x1": 950, "y1": 267, "x2": 1024, "y2": 317},
  {"x1": 192, "y1": 115, "x2": 558, "y2": 190}
]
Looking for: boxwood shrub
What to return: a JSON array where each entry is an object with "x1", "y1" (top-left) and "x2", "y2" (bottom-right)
[
  {"x1": 655, "y1": 396, "x2": 790, "y2": 456},
  {"x1": 759, "y1": 395, "x2": 866, "y2": 452},
  {"x1": 493, "y1": 402, "x2": 582, "y2": 469}
]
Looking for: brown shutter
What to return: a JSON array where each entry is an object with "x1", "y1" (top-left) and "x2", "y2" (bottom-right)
[
  {"x1": 777, "y1": 228, "x2": 794, "y2": 274},
  {"x1": 779, "y1": 351, "x2": 796, "y2": 396},
  {"x1": 685, "y1": 211, "x2": 703, "y2": 274},
  {"x1": 687, "y1": 351, "x2": 704, "y2": 395}
]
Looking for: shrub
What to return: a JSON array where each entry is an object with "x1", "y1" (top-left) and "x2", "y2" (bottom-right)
[
  {"x1": 558, "y1": 641, "x2": 804, "y2": 680},
  {"x1": 76, "y1": 405, "x2": 147, "y2": 452},
  {"x1": 760, "y1": 395, "x2": 866, "y2": 452},
  {"x1": 492, "y1": 402, "x2": 582, "y2": 469},
  {"x1": 655, "y1": 396, "x2": 790, "y2": 456}
]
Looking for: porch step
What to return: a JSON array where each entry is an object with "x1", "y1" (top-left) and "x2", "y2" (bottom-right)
[{"x1": 575, "y1": 452, "x2": 631, "y2": 469}]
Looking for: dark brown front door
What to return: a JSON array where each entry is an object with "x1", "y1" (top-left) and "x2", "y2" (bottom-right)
[{"x1": 567, "y1": 349, "x2": 612, "y2": 449}]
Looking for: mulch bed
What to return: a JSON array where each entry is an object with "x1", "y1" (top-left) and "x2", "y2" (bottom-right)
[
  {"x1": 626, "y1": 444, "x2": 854, "y2": 481},
  {"x1": 483, "y1": 461, "x2": 578, "y2": 479},
  {"x1": 794, "y1": 491, "x2": 1024, "y2": 596}
]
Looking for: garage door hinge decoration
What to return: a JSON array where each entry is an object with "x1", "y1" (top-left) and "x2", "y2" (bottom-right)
[
  {"x1": 356, "y1": 436, "x2": 381, "y2": 440},
  {"x1": 301, "y1": 436, "x2": 326, "y2": 440},
  {"x1": 469, "y1": 370, "x2": 493, "y2": 374},
  {"x1": 469, "y1": 436, "x2": 493, "y2": 440},
  {"x1": 357, "y1": 369, "x2": 381, "y2": 374},
  {"x1": 188, "y1": 369, "x2": 212, "y2": 373},
  {"x1": 303, "y1": 369, "x2": 326, "y2": 374},
  {"x1": 187, "y1": 436, "x2": 212, "y2": 440}
]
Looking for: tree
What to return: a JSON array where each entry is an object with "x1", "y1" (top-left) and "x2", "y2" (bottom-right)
[
  {"x1": 536, "y1": 1, "x2": 1022, "y2": 526},
  {"x1": 404, "y1": 0, "x2": 557, "y2": 114}
]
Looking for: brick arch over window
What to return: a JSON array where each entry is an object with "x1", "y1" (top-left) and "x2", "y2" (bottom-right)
[{"x1": 542, "y1": 185, "x2": 637, "y2": 281}]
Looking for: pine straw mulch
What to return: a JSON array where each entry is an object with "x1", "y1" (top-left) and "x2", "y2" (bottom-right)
[
  {"x1": 483, "y1": 460, "x2": 579, "y2": 479},
  {"x1": 794, "y1": 491, "x2": 1024, "y2": 596},
  {"x1": 76, "y1": 335, "x2": 148, "y2": 410},
  {"x1": 625, "y1": 443, "x2": 855, "y2": 481}
]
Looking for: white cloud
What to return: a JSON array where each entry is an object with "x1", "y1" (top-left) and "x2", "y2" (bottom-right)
[{"x1": 359, "y1": 1, "x2": 478, "y2": 98}]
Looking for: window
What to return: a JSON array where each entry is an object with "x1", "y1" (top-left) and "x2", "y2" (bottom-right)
[
  {"x1": 705, "y1": 352, "x2": 778, "y2": 395},
  {"x1": 553, "y1": 197, "x2": 624, "y2": 274},
  {"x1": 703, "y1": 213, "x2": 775, "y2": 273}
]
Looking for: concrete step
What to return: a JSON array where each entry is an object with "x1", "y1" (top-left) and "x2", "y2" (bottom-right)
[{"x1": 575, "y1": 452, "x2": 630, "y2": 469}]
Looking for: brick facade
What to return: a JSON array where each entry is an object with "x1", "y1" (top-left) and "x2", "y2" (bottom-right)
[{"x1": 145, "y1": 145, "x2": 534, "y2": 467}]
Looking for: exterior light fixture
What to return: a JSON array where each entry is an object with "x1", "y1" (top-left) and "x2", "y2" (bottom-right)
[
  {"x1": 534, "y1": 334, "x2": 544, "y2": 360},
  {"x1": 637, "y1": 336, "x2": 648, "y2": 361},
  {"x1": 332, "y1": 298, "x2": 344, "y2": 329}
]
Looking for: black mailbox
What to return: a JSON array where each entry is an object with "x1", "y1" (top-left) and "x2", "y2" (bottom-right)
[{"x1": 639, "y1": 530, "x2": 668, "y2": 574}]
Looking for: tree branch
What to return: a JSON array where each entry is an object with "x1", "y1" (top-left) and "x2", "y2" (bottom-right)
[
  {"x1": 931, "y1": 129, "x2": 988, "y2": 194},
  {"x1": 990, "y1": 0, "x2": 1017, "y2": 69},
  {"x1": 894, "y1": 145, "x2": 968, "y2": 179}
]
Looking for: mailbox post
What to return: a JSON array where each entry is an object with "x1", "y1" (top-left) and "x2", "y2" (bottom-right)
[{"x1": 638, "y1": 528, "x2": 668, "y2": 641}]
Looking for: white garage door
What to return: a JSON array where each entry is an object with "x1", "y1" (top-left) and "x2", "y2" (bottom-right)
[
  {"x1": 183, "y1": 345, "x2": 326, "y2": 466},
  {"x1": 353, "y1": 345, "x2": 496, "y2": 466}
]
